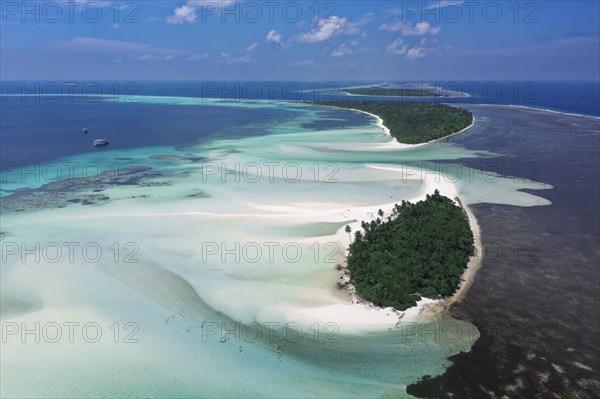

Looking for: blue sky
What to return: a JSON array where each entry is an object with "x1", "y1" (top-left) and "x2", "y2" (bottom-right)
[{"x1": 1, "y1": 0, "x2": 599, "y2": 80}]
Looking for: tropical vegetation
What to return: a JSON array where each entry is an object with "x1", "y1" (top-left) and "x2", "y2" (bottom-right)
[
  {"x1": 346, "y1": 191, "x2": 474, "y2": 311},
  {"x1": 314, "y1": 101, "x2": 473, "y2": 144}
]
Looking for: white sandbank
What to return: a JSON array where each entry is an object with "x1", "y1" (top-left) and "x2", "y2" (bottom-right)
[{"x1": 283, "y1": 163, "x2": 482, "y2": 331}]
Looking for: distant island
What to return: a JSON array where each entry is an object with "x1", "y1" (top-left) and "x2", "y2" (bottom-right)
[
  {"x1": 345, "y1": 191, "x2": 475, "y2": 311},
  {"x1": 344, "y1": 87, "x2": 442, "y2": 97},
  {"x1": 313, "y1": 101, "x2": 474, "y2": 144}
]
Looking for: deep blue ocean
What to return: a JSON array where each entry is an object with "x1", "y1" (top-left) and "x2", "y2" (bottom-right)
[{"x1": 1, "y1": 80, "x2": 598, "y2": 167}]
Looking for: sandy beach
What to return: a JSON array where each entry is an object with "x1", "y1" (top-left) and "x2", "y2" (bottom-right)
[{"x1": 326, "y1": 172, "x2": 483, "y2": 327}]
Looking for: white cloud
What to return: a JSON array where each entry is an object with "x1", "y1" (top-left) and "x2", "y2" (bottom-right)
[
  {"x1": 296, "y1": 14, "x2": 372, "y2": 43},
  {"x1": 297, "y1": 16, "x2": 349, "y2": 43},
  {"x1": 379, "y1": 21, "x2": 401, "y2": 32},
  {"x1": 218, "y1": 52, "x2": 254, "y2": 64},
  {"x1": 331, "y1": 44, "x2": 352, "y2": 57},
  {"x1": 216, "y1": 40, "x2": 258, "y2": 64},
  {"x1": 166, "y1": 1, "x2": 238, "y2": 24},
  {"x1": 408, "y1": 21, "x2": 441, "y2": 35},
  {"x1": 188, "y1": 53, "x2": 209, "y2": 61},
  {"x1": 379, "y1": 21, "x2": 441, "y2": 36},
  {"x1": 420, "y1": 37, "x2": 427, "y2": 46},
  {"x1": 266, "y1": 29, "x2": 283, "y2": 45},
  {"x1": 386, "y1": 38, "x2": 451, "y2": 59},
  {"x1": 426, "y1": 1, "x2": 464, "y2": 10},
  {"x1": 166, "y1": 5, "x2": 197, "y2": 24},
  {"x1": 386, "y1": 38, "x2": 408, "y2": 55},
  {"x1": 330, "y1": 40, "x2": 358, "y2": 57},
  {"x1": 246, "y1": 42, "x2": 258, "y2": 52},
  {"x1": 406, "y1": 47, "x2": 428, "y2": 59}
]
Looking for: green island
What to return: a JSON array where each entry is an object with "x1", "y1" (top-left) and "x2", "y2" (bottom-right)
[
  {"x1": 344, "y1": 87, "x2": 442, "y2": 97},
  {"x1": 345, "y1": 191, "x2": 475, "y2": 311},
  {"x1": 313, "y1": 101, "x2": 473, "y2": 144}
]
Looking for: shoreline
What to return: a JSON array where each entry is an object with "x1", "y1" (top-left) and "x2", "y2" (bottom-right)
[
  {"x1": 300, "y1": 103, "x2": 482, "y2": 326},
  {"x1": 336, "y1": 193, "x2": 483, "y2": 325},
  {"x1": 416, "y1": 197, "x2": 483, "y2": 320}
]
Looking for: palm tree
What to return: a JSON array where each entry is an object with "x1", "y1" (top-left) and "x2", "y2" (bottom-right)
[{"x1": 345, "y1": 225, "x2": 352, "y2": 242}]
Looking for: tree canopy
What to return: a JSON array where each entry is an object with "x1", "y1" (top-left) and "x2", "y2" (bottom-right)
[
  {"x1": 314, "y1": 101, "x2": 473, "y2": 144},
  {"x1": 346, "y1": 191, "x2": 475, "y2": 311}
]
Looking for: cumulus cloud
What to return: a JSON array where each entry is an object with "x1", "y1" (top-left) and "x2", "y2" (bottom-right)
[
  {"x1": 330, "y1": 41, "x2": 358, "y2": 57},
  {"x1": 386, "y1": 38, "x2": 451, "y2": 59},
  {"x1": 166, "y1": 5, "x2": 197, "y2": 24},
  {"x1": 379, "y1": 21, "x2": 441, "y2": 36},
  {"x1": 296, "y1": 14, "x2": 372, "y2": 43},
  {"x1": 297, "y1": 16, "x2": 349, "y2": 43},
  {"x1": 406, "y1": 47, "x2": 428, "y2": 59},
  {"x1": 266, "y1": 29, "x2": 283, "y2": 45},
  {"x1": 386, "y1": 38, "x2": 408, "y2": 55},
  {"x1": 166, "y1": 0, "x2": 238, "y2": 24}
]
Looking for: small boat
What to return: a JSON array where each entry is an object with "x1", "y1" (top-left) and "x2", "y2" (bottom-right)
[
  {"x1": 82, "y1": 128, "x2": 89, "y2": 134},
  {"x1": 93, "y1": 139, "x2": 109, "y2": 146}
]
